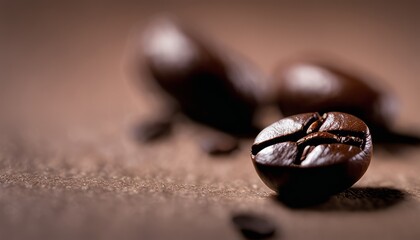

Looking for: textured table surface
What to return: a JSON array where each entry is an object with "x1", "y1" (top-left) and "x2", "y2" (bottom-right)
[{"x1": 1, "y1": 1, "x2": 420, "y2": 239}]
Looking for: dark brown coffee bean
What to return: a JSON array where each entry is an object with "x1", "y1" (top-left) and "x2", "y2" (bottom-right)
[
  {"x1": 199, "y1": 132, "x2": 239, "y2": 155},
  {"x1": 251, "y1": 112, "x2": 372, "y2": 206},
  {"x1": 232, "y1": 213, "x2": 276, "y2": 239},
  {"x1": 273, "y1": 61, "x2": 397, "y2": 131},
  {"x1": 132, "y1": 119, "x2": 172, "y2": 143},
  {"x1": 142, "y1": 17, "x2": 267, "y2": 135}
]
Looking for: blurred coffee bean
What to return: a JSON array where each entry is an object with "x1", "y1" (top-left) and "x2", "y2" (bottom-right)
[
  {"x1": 132, "y1": 119, "x2": 172, "y2": 143},
  {"x1": 142, "y1": 17, "x2": 268, "y2": 135},
  {"x1": 232, "y1": 213, "x2": 276, "y2": 239},
  {"x1": 273, "y1": 60, "x2": 397, "y2": 131},
  {"x1": 199, "y1": 131, "x2": 239, "y2": 155}
]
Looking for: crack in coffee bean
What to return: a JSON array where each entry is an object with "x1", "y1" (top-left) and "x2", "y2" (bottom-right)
[
  {"x1": 252, "y1": 113, "x2": 365, "y2": 160},
  {"x1": 251, "y1": 113, "x2": 320, "y2": 155},
  {"x1": 250, "y1": 112, "x2": 372, "y2": 206},
  {"x1": 294, "y1": 131, "x2": 364, "y2": 165}
]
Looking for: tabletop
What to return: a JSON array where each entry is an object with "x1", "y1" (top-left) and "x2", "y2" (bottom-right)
[{"x1": 1, "y1": 1, "x2": 420, "y2": 239}]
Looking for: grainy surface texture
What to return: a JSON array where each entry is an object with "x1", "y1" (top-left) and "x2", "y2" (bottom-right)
[{"x1": 0, "y1": 1, "x2": 420, "y2": 240}]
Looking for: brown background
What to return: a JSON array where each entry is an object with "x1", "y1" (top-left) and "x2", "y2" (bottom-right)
[{"x1": 1, "y1": 1, "x2": 420, "y2": 239}]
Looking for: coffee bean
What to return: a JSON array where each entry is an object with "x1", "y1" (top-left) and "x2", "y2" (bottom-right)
[
  {"x1": 142, "y1": 17, "x2": 267, "y2": 135},
  {"x1": 232, "y1": 213, "x2": 276, "y2": 239},
  {"x1": 273, "y1": 61, "x2": 397, "y2": 130},
  {"x1": 199, "y1": 132, "x2": 239, "y2": 155},
  {"x1": 251, "y1": 112, "x2": 372, "y2": 206},
  {"x1": 132, "y1": 119, "x2": 172, "y2": 143}
]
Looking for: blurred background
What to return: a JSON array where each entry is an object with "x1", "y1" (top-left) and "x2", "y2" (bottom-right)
[
  {"x1": 1, "y1": 0, "x2": 419, "y2": 128},
  {"x1": 0, "y1": 1, "x2": 419, "y2": 240}
]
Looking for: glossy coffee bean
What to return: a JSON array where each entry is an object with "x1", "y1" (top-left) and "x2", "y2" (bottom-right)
[
  {"x1": 251, "y1": 112, "x2": 372, "y2": 206},
  {"x1": 142, "y1": 17, "x2": 267, "y2": 134},
  {"x1": 273, "y1": 61, "x2": 397, "y2": 130}
]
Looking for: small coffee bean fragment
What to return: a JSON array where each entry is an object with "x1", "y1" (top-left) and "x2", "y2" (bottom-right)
[
  {"x1": 199, "y1": 132, "x2": 239, "y2": 155},
  {"x1": 251, "y1": 112, "x2": 372, "y2": 206},
  {"x1": 232, "y1": 213, "x2": 276, "y2": 239},
  {"x1": 132, "y1": 120, "x2": 172, "y2": 143},
  {"x1": 273, "y1": 60, "x2": 397, "y2": 131}
]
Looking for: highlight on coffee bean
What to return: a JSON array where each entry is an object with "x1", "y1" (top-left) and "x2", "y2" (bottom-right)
[
  {"x1": 272, "y1": 60, "x2": 398, "y2": 132},
  {"x1": 141, "y1": 17, "x2": 269, "y2": 135}
]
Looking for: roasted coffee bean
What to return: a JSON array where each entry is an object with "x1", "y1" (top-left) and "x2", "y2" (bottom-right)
[
  {"x1": 232, "y1": 213, "x2": 276, "y2": 239},
  {"x1": 273, "y1": 61, "x2": 397, "y2": 130},
  {"x1": 132, "y1": 119, "x2": 172, "y2": 143},
  {"x1": 142, "y1": 17, "x2": 267, "y2": 135},
  {"x1": 199, "y1": 132, "x2": 239, "y2": 155},
  {"x1": 251, "y1": 112, "x2": 372, "y2": 206}
]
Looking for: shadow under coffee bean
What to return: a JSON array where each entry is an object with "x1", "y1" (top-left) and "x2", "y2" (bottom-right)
[
  {"x1": 270, "y1": 187, "x2": 406, "y2": 210},
  {"x1": 251, "y1": 112, "x2": 372, "y2": 207},
  {"x1": 313, "y1": 187, "x2": 406, "y2": 211}
]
